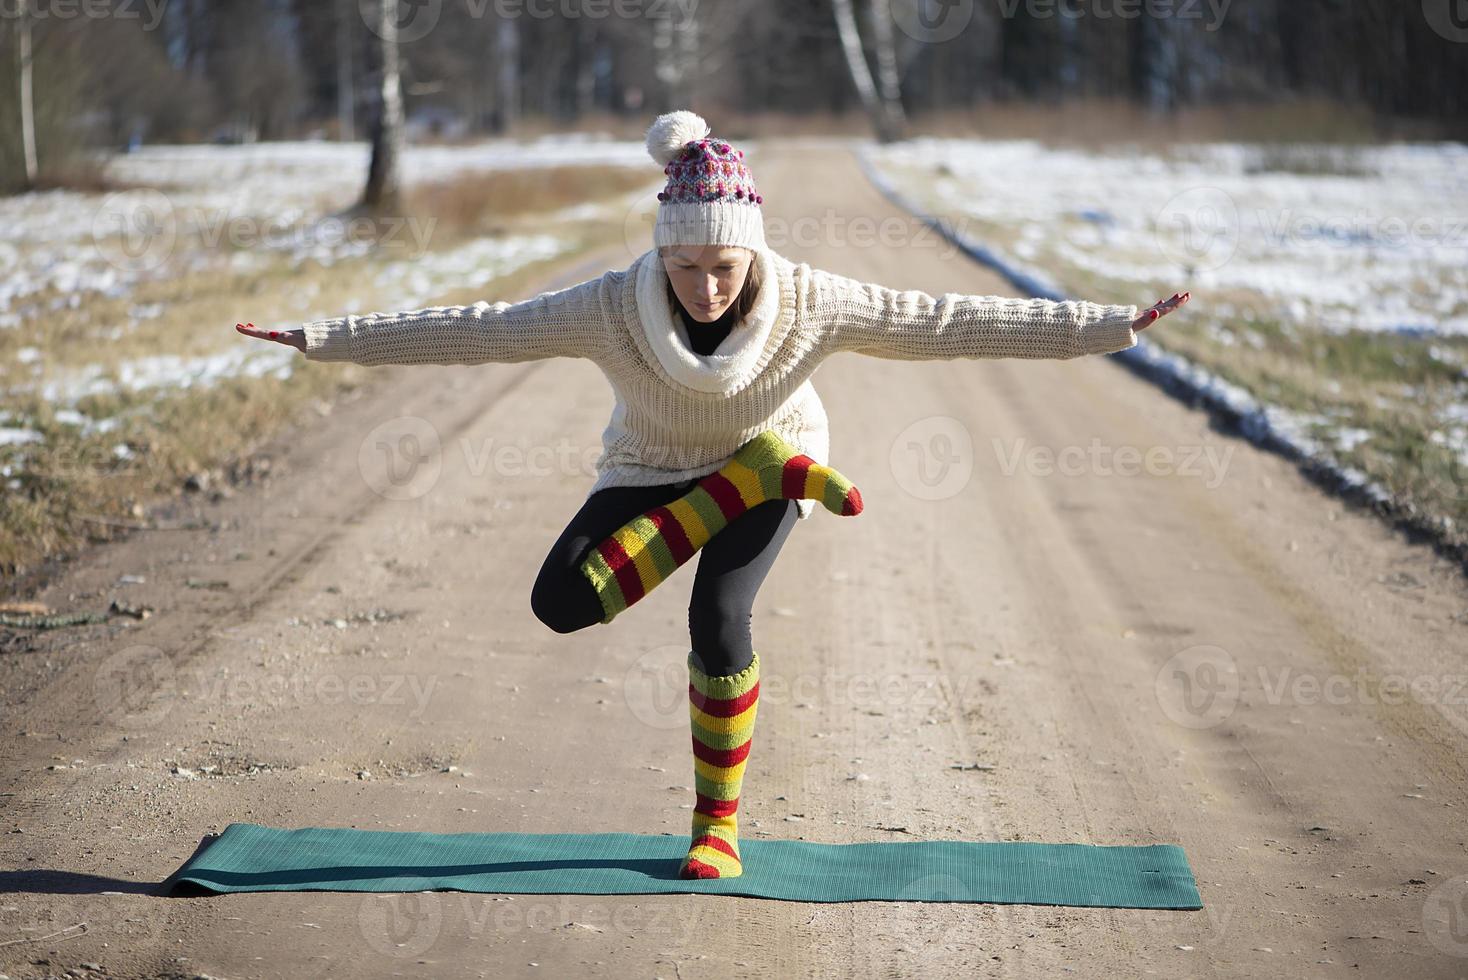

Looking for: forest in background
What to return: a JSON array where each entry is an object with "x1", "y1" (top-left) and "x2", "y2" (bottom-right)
[{"x1": 3, "y1": 0, "x2": 1468, "y2": 194}]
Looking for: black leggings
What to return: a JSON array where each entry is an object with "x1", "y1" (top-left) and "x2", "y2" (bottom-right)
[{"x1": 530, "y1": 479, "x2": 798, "y2": 677}]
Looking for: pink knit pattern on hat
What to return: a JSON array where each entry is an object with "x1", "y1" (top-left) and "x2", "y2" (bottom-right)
[{"x1": 657, "y1": 139, "x2": 764, "y2": 207}]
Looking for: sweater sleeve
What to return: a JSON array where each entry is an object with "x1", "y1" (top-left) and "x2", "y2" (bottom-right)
[
  {"x1": 299, "y1": 272, "x2": 612, "y2": 366},
  {"x1": 802, "y1": 265, "x2": 1140, "y2": 361}
]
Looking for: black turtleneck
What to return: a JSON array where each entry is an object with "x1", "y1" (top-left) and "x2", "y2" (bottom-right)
[{"x1": 672, "y1": 292, "x2": 738, "y2": 356}]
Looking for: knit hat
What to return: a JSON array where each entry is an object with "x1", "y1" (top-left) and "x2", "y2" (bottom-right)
[{"x1": 645, "y1": 110, "x2": 766, "y2": 253}]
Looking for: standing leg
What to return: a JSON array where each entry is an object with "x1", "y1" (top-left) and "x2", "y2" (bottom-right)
[{"x1": 678, "y1": 497, "x2": 798, "y2": 879}]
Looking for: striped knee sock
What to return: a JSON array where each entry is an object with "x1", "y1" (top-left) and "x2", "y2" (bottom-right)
[
  {"x1": 680, "y1": 649, "x2": 760, "y2": 879},
  {"x1": 579, "y1": 430, "x2": 862, "y2": 623}
]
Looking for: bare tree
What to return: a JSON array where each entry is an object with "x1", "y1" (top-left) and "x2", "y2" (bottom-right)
[
  {"x1": 336, "y1": 0, "x2": 355, "y2": 141},
  {"x1": 361, "y1": 0, "x2": 404, "y2": 212},
  {"x1": 832, "y1": 0, "x2": 904, "y2": 141},
  {"x1": 651, "y1": 1, "x2": 700, "y2": 109},
  {"x1": 494, "y1": 14, "x2": 519, "y2": 133},
  {"x1": 867, "y1": 0, "x2": 908, "y2": 135},
  {"x1": 16, "y1": 2, "x2": 37, "y2": 187}
]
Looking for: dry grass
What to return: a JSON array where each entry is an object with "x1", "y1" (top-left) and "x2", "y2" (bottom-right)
[
  {"x1": 871, "y1": 168, "x2": 1468, "y2": 548},
  {"x1": 1056, "y1": 263, "x2": 1468, "y2": 546},
  {"x1": 406, "y1": 164, "x2": 653, "y2": 246},
  {"x1": 0, "y1": 165, "x2": 645, "y2": 589},
  {"x1": 708, "y1": 98, "x2": 1453, "y2": 147}
]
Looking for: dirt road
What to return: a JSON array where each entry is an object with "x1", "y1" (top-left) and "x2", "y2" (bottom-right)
[{"x1": 4, "y1": 139, "x2": 1467, "y2": 979}]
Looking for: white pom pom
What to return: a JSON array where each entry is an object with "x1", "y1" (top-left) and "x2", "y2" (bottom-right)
[{"x1": 645, "y1": 110, "x2": 711, "y2": 167}]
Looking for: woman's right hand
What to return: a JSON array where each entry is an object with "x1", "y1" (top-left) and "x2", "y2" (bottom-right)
[{"x1": 236, "y1": 322, "x2": 305, "y2": 351}]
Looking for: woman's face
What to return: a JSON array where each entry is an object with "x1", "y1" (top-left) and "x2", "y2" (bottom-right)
[{"x1": 661, "y1": 245, "x2": 753, "y2": 323}]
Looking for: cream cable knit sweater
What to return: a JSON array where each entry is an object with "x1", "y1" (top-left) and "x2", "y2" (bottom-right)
[{"x1": 301, "y1": 246, "x2": 1140, "y2": 520}]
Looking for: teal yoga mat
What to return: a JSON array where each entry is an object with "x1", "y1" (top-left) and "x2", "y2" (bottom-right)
[{"x1": 165, "y1": 823, "x2": 1202, "y2": 909}]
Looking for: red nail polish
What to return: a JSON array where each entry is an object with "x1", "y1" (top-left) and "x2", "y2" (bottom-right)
[{"x1": 269, "y1": 331, "x2": 279, "y2": 338}]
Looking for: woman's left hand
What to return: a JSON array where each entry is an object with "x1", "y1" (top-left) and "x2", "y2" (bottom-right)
[{"x1": 1133, "y1": 291, "x2": 1190, "y2": 331}]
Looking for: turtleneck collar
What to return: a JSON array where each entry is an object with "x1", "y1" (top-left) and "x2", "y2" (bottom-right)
[{"x1": 630, "y1": 245, "x2": 787, "y2": 396}]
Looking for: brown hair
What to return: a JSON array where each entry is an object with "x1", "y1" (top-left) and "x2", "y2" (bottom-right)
[{"x1": 660, "y1": 247, "x2": 762, "y2": 323}]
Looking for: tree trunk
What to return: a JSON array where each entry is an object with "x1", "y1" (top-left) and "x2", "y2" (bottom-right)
[
  {"x1": 494, "y1": 15, "x2": 519, "y2": 134},
  {"x1": 1131, "y1": 8, "x2": 1178, "y2": 113},
  {"x1": 336, "y1": 0, "x2": 355, "y2": 141},
  {"x1": 867, "y1": 0, "x2": 908, "y2": 138},
  {"x1": 574, "y1": 14, "x2": 596, "y2": 117},
  {"x1": 362, "y1": 0, "x2": 404, "y2": 212},
  {"x1": 18, "y1": 5, "x2": 38, "y2": 188},
  {"x1": 832, "y1": 0, "x2": 900, "y2": 142}
]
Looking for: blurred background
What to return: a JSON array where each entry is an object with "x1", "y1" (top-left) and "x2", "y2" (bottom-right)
[{"x1": 1, "y1": 0, "x2": 1466, "y2": 587}]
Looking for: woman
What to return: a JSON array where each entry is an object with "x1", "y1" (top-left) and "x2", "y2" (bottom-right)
[{"x1": 237, "y1": 109, "x2": 1189, "y2": 880}]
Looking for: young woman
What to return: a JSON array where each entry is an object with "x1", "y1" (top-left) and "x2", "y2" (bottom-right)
[{"x1": 237, "y1": 109, "x2": 1189, "y2": 880}]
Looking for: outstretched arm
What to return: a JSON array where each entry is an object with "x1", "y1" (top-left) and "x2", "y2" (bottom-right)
[
  {"x1": 802, "y1": 265, "x2": 1183, "y2": 362},
  {"x1": 236, "y1": 272, "x2": 614, "y2": 366}
]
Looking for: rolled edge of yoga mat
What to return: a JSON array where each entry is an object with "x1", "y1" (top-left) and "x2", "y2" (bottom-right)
[{"x1": 162, "y1": 823, "x2": 1203, "y2": 909}]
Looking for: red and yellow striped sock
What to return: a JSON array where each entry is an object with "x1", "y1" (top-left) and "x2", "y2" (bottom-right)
[
  {"x1": 680, "y1": 649, "x2": 760, "y2": 879},
  {"x1": 579, "y1": 430, "x2": 862, "y2": 623}
]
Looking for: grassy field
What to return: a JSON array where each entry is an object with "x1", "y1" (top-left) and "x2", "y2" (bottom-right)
[
  {"x1": 0, "y1": 163, "x2": 655, "y2": 587},
  {"x1": 867, "y1": 145, "x2": 1468, "y2": 556}
]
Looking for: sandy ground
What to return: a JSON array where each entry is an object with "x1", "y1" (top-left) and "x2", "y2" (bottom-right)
[{"x1": 3, "y1": 139, "x2": 1468, "y2": 980}]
